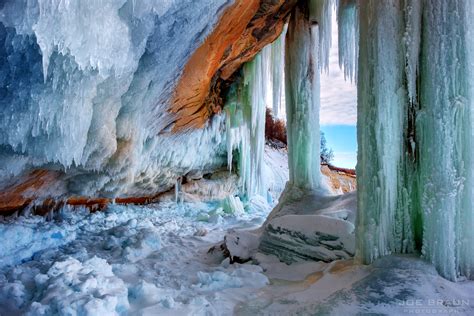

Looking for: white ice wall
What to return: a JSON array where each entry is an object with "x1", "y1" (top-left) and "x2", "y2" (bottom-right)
[{"x1": 0, "y1": 0, "x2": 231, "y2": 196}]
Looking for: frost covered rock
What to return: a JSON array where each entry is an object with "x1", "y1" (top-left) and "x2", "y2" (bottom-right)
[
  {"x1": 259, "y1": 214, "x2": 355, "y2": 264},
  {"x1": 223, "y1": 229, "x2": 261, "y2": 263}
]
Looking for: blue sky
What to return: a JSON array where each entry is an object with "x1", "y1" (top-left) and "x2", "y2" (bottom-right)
[
  {"x1": 320, "y1": 9, "x2": 357, "y2": 169},
  {"x1": 321, "y1": 125, "x2": 357, "y2": 168}
]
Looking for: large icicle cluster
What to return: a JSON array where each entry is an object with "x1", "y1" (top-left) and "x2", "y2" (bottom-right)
[
  {"x1": 356, "y1": 0, "x2": 474, "y2": 281},
  {"x1": 227, "y1": 0, "x2": 334, "y2": 197},
  {"x1": 336, "y1": 0, "x2": 358, "y2": 82},
  {"x1": 0, "y1": 0, "x2": 230, "y2": 196},
  {"x1": 225, "y1": 48, "x2": 271, "y2": 199}
]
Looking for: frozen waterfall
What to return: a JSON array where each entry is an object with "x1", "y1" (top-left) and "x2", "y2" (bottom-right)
[
  {"x1": 284, "y1": 1, "x2": 323, "y2": 191},
  {"x1": 356, "y1": 0, "x2": 474, "y2": 281}
]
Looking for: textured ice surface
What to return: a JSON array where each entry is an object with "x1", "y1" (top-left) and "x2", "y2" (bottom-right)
[
  {"x1": 0, "y1": 0, "x2": 230, "y2": 197},
  {"x1": 356, "y1": 0, "x2": 474, "y2": 281},
  {"x1": 285, "y1": 1, "x2": 322, "y2": 190},
  {"x1": 0, "y1": 146, "x2": 289, "y2": 315},
  {"x1": 225, "y1": 49, "x2": 273, "y2": 199},
  {"x1": 236, "y1": 255, "x2": 474, "y2": 315},
  {"x1": 0, "y1": 200, "x2": 272, "y2": 315}
]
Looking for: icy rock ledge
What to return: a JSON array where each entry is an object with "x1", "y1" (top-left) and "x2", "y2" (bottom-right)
[
  {"x1": 257, "y1": 190, "x2": 357, "y2": 264},
  {"x1": 259, "y1": 214, "x2": 355, "y2": 263}
]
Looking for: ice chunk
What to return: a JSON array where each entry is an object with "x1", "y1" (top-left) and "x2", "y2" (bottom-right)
[
  {"x1": 195, "y1": 265, "x2": 269, "y2": 291},
  {"x1": 30, "y1": 256, "x2": 129, "y2": 315},
  {"x1": 221, "y1": 195, "x2": 245, "y2": 216}
]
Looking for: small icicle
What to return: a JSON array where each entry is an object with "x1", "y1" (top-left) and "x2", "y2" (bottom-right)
[{"x1": 175, "y1": 176, "x2": 183, "y2": 204}]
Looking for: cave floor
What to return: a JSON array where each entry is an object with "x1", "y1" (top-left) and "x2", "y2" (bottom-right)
[{"x1": 1, "y1": 200, "x2": 473, "y2": 315}]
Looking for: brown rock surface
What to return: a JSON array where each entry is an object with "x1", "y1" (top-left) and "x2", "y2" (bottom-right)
[
  {"x1": 0, "y1": 170, "x2": 63, "y2": 214},
  {"x1": 321, "y1": 164, "x2": 357, "y2": 194},
  {"x1": 171, "y1": 0, "x2": 297, "y2": 131}
]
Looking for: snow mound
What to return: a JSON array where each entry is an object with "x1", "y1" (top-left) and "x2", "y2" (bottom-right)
[
  {"x1": 29, "y1": 256, "x2": 129, "y2": 316},
  {"x1": 195, "y1": 264, "x2": 269, "y2": 291}
]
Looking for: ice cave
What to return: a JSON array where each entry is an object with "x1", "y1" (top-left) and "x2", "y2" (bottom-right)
[{"x1": 0, "y1": 0, "x2": 473, "y2": 315}]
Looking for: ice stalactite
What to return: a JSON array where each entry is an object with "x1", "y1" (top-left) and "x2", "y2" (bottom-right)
[
  {"x1": 309, "y1": 0, "x2": 333, "y2": 72},
  {"x1": 226, "y1": 48, "x2": 271, "y2": 199},
  {"x1": 356, "y1": 0, "x2": 474, "y2": 281},
  {"x1": 336, "y1": 0, "x2": 358, "y2": 82},
  {"x1": 270, "y1": 25, "x2": 287, "y2": 119},
  {"x1": 0, "y1": 0, "x2": 230, "y2": 197}
]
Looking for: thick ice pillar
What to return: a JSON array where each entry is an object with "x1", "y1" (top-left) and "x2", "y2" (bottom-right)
[
  {"x1": 418, "y1": 0, "x2": 474, "y2": 281},
  {"x1": 356, "y1": 0, "x2": 474, "y2": 281},
  {"x1": 356, "y1": 0, "x2": 407, "y2": 263},
  {"x1": 284, "y1": 0, "x2": 322, "y2": 190}
]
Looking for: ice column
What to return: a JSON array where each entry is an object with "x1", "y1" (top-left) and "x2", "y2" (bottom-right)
[
  {"x1": 356, "y1": 0, "x2": 474, "y2": 281},
  {"x1": 356, "y1": 0, "x2": 410, "y2": 263},
  {"x1": 284, "y1": 0, "x2": 326, "y2": 190},
  {"x1": 418, "y1": 0, "x2": 474, "y2": 281}
]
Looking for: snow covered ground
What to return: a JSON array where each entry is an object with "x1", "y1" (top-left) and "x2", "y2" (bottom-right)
[
  {"x1": 0, "y1": 200, "x2": 273, "y2": 315},
  {"x1": 1, "y1": 147, "x2": 473, "y2": 315}
]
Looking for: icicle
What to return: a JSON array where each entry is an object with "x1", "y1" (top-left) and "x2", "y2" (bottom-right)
[
  {"x1": 175, "y1": 176, "x2": 182, "y2": 204},
  {"x1": 355, "y1": 0, "x2": 474, "y2": 281},
  {"x1": 225, "y1": 49, "x2": 270, "y2": 199},
  {"x1": 270, "y1": 25, "x2": 287, "y2": 119},
  {"x1": 403, "y1": 0, "x2": 421, "y2": 104},
  {"x1": 356, "y1": 0, "x2": 407, "y2": 264},
  {"x1": 336, "y1": 0, "x2": 358, "y2": 82},
  {"x1": 309, "y1": 0, "x2": 333, "y2": 72}
]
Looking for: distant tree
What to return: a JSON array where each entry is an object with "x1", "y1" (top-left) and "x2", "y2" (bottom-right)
[
  {"x1": 265, "y1": 108, "x2": 287, "y2": 145},
  {"x1": 320, "y1": 132, "x2": 334, "y2": 164},
  {"x1": 265, "y1": 109, "x2": 334, "y2": 164}
]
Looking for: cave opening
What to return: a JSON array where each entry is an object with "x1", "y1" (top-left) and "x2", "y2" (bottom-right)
[{"x1": 0, "y1": 0, "x2": 473, "y2": 314}]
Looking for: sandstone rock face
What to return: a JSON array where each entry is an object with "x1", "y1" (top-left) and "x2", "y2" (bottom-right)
[
  {"x1": 171, "y1": 0, "x2": 297, "y2": 131},
  {"x1": 321, "y1": 165, "x2": 356, "y2": 194}
]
